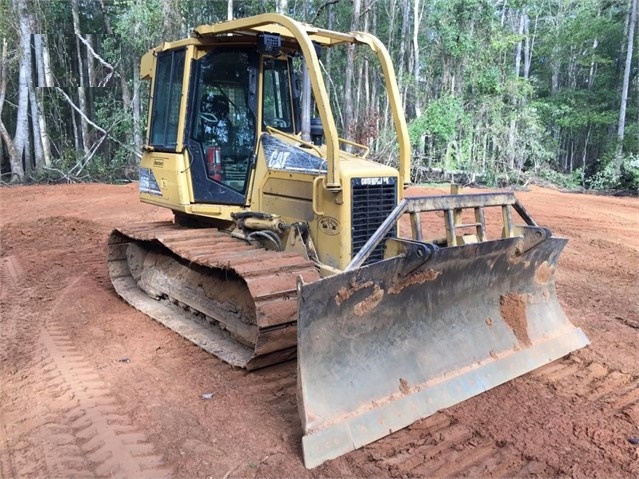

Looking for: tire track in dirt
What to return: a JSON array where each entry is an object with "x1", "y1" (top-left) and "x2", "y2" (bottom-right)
[
  {"x1": 0, "y1": 254, "x2": 24, "y2": 479},
  {"x1": 360, "y1": 354, "x2": 639, "y2": 478},
  {"x1": 0, "y1": 255, "x2": 23, "y2": 301},
  {"x1": 533, "y1": 356, "x2": 639, "y2": 421},
  {"x1": 363, "y1": 411, "x2": 541, "y2": 478},
  {"x1": 41, "y1": 320, "x2": 171, "y2": 478},
  {"x1": 1, "y1": 273, "x2": 173, "y2": 478},
  {"x1": 0, "y1": 256, "x2": 22, "y2": 364}
]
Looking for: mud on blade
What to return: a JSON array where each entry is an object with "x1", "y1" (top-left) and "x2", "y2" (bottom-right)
[{"x1": 297, "y1": 232, "x2": 588, "y2": 468}]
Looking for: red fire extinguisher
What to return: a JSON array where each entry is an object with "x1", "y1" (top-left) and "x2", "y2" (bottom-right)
[{"x1": 206, "y1": 146, "x2": 223, "y2": 182}]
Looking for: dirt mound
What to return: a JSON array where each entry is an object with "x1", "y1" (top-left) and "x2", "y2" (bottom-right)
[{"x1": 0, "y1": 183, "x2": 637, "y2": 478}]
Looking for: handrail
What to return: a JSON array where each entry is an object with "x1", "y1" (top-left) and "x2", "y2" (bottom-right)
[
  {"x1": 195, "y1": 13, "x2": 342, "y2": 190},
  {"x1": 312, "y1": 176, "x2": 326, "y2": 216},
  {"x1": 265, "y1": 126, "x2": 323, "y2": 157},
  {"x1": 338, "y1": 137, "x2": 370, "y2": 158},
  {"x1": 192, "y1": 13, "x2": 413, "y2": 194}
]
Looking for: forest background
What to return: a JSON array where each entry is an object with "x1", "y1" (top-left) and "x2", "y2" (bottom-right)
[{"x1": 0, "y1": 0, "x2": 637, "y2": 191}]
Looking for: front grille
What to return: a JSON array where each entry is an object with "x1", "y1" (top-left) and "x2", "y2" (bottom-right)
[{"x1": 351, "y1": 177, "x2": 397, "y2": 265}]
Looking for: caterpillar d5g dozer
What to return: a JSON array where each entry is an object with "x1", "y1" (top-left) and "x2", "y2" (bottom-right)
[{"x1": 107, "y1": 13, "x2": 588, "y2": 469}]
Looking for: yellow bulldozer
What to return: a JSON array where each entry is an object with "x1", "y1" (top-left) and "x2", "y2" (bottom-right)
[{"x1": 107, "y1": 13, "x2": 588, "y2": 469}]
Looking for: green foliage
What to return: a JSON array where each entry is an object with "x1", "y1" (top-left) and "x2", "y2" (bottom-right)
[
  {"x1": 535, "y1": 166, "x2": 585, "y2": 190},
  {"x1": 474, "y1": 66, "x2": 502, "y2": 96},
  {"x1": 111, "y1": 0, "x2": 166, "y2": 54},
  {"x1": 408, "y1": 95, "x2": 466, "y2": 145},
  {"x1": 588, "y1": 155, "x2": 639, "y2": 191},
  {"x1": 0, "y1": 0, "x2": 636, "y2": 189}
]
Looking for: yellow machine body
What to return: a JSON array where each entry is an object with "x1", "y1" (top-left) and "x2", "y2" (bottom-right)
[{"x1": 108, "y1": 13, "x2": 588, "y2": 470}]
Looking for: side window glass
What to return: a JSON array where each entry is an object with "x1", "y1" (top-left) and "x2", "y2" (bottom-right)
[
  {"x1": 149, "y1": 50, "x2": 185, "y2": 149},
  {"x1": 262, "y1": 59, "x2": 294, "y2": 133}
]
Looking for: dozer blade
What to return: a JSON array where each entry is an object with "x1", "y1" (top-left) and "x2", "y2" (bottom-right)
[{"x1": 297, "y1": 232, "x2": 588, "y2": 468}]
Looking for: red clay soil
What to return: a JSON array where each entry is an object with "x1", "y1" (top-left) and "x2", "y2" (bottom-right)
[{"x1": 0, "y1": 183, "x2": 637, "y2": 478}]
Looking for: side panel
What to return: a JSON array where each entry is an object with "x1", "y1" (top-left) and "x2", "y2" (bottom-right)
[
  {"x1": 261, "y1": 177, "x2": 314, "y2": 221},
  {"x1": 139, "y1": 151, "x2": 191, "y2": 207},
  {"x1": 253, "y1": 134, "x2": 401, "y2": 271},
  {"x1": 138, "y1": 149, "x2": 246, "y2": 220},
  {"x1": 310, "y1": 170, "x2": 399, "y2": 270}
]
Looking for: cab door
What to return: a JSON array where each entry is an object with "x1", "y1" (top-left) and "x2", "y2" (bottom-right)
[{"x1": 185, "y1": 47, "x2": 259, "y2": 205}]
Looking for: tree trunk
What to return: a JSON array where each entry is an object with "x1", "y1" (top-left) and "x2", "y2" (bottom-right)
[
  {"x1": 412, "y1": 0, "x2": 423, "y2": 116},
  {"x1": 582, "y1": 125, "x2": 591, "y2": 187},
  {"x1": 588, "y1": 38, "x2": 598, "y2": 90},
  {"x1": 550, "y1": 48, "x2": 560, "y2": 95},
  {"x1": 514, "y1": 11, "x2": 524, "y2": 77},
  {"x1": 360, "y1": 0, "x2": 371, "y2": 132},
  {"x1": 12, "y1": 0, "x2": 32, "y2": 182},
  {"x1": 343, "y1": 0, "x2": 361, "y2": 137},
  {"x1": 326, "y1": 2, "x2": 334, "y2": 99},
  {"x1": 501, "y1": 0, "x2": 508, "y2": 27},
  {"x1": 33, "y1": 31, "x2": 52, "y2": 167},
  {"x1": 383, "y1": 0, "x2": 398, "y2": 132},
  {"x1": 616, "y1": 0, "x2": 637, "y2": 161},
  {"x1": 34, "y1": 35, "x2": 46, "y2": 87},
  {"x1": 523, "y1": 14, "x2": 534, "y2": 80},
  {"x1": 41, "y1": 34, "x2": 54, "y2": 87},
  {"x1": 508, "y1": 117, "x2": 516, "y2": 169},
  {"x1": 371, "y1": 4, "x2": 379, "y2": 145},
  {"x1": 133, "y1": 65, "x2": 142, "y2": 154},
  {"x1": 0, "y1": 38, "x2": 21, "y2": 181},
  {"x1": 28, "y1": 80, "x2": 45, "y2": 171},
  {"x1": 277, "y1": 0, "x2": 288, "y2": 15},
  {"x1": 72, "y1": 107, "x2": 80, "y2": 154},
  {"x1": 72, "y1": 0, "x2": 91, "y2": 156},
  {"x1": 569, "y1": 139, "x2": 574, "y2": 173},
  {"x1": 398, "y1": 0, "x2": 410, "y2": 102},
  {"x1": 86, "y1": 35, "x2": 96, "y2": 87}
]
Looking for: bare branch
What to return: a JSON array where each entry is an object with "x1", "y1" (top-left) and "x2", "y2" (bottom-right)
[
  {"x1": 56, "y1": 86, "x2": 107, "y2": 133},
  {"x1": 311, "y1": 0, "x2": 341, "y2": 24},
  {"x1": 361, "y1": 0, "x2": 379, "y2": 19},
  {"x1": 70, "y1": 131, "x2": 108, "y2": 176},
  {"x1": 75, "y1": 34, "x2": 115, "y2": 73},
  {"x1": 55, "y1": 87, "x2": 142, "y2": 159}
]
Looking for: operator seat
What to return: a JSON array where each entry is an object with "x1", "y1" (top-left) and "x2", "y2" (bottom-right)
[{"x1": 200, "y1": 93, "x2": 234, "y2": 147}]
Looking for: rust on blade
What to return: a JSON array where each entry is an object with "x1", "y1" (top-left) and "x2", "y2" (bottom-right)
[
  {"x1": 388, "y1": 268, "x2": 440, "y2": 294},
  {"x1": 335, "y1": 279, "x2": 374, "y2": 306},
  {"x1": 535, "y1": 261, "x2": 553, "y2": 284},
  {"x1": 353, "y1": 283, "x2": 385, "y2": 317},
  {"x1": 399, "y1": 378, "x2": 410, "y2": 395}
]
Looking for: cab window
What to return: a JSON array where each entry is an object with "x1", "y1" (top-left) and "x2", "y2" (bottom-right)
[
  {"x1": 149, "y1": 50, "x2": 185, "y2": 149},
  {"x1": 262, "y1": 58, "x2": 295, "y2": 133}
]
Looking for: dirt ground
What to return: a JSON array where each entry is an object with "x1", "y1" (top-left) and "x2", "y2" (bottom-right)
[{"x1": 0, "y1": 182, "x2": 637, "y2": 478}]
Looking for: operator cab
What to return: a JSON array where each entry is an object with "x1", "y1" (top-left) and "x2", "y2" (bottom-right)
[
  {"x1": 145, "y1": 35, "x2": 325, "y2": 208},
  {"x1": 185, "y1": 47, "x2": 301, "y2": 205}
]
